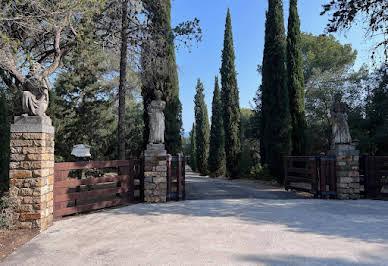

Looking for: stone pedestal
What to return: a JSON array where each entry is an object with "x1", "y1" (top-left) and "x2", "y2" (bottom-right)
[
  {"x1": 329, "y1": 144, "x2": 360, "y2": 200},
  {"x1": 144, "y1": 144, "x2": 167, "y2": 203},
  {"x1": 9, "y1": 116, "x2": 55, "y2": 231}
]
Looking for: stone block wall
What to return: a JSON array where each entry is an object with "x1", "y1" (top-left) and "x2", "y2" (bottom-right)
[
  {"x1": 329, "y1": 144, "x2": 360, "y2": 200},
  {"x1": 9, "y1": 117, "x2": 54, "y2": 231},
  {"x1": 144, "y1": 144, "x2": 167, "y2": 203},
  {"x1": 335, "y1": 155, "x2": 360, "y2": 199}
]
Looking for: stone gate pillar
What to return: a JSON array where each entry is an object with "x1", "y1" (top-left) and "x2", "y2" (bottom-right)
[
  {"x1": 9, "y1": 116, "x2": 55, "y2": 231},
  {"x1": 144, "y1": 144, "x2": 167, "y2": 203},
  {"x1": 329, "y1": 144, "x2": 360, "y2": 200}
]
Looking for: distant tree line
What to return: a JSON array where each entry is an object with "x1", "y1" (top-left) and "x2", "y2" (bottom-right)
[{"x1": 187, "y1": 0, "x2": 388, "y2": 183}]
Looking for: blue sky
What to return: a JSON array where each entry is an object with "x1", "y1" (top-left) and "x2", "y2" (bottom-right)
[{"x1": 171, "y1": 0, "x2": 376, "y2": 133}]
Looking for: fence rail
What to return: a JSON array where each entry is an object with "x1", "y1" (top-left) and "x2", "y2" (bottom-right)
[
  {"x1": 284, "y1": 156, "x2": 336, "y2": 198},
  {"x1": 54, "y1": 159, "x2": 144, "y2": 218}
]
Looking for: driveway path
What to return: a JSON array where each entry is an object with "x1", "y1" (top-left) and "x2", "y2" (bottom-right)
[
  {"x1": 3, "y1": 174, "x2": 388, "y2": 265},
  {"x1": 185, "y1": 171, "x2": 302, "y2": 200}
]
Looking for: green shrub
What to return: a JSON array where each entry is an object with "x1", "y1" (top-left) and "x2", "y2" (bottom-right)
[
  {"x1": 0, "y1": 192, "x2": 17, "y2": 230},
  {"x1": 250, "y1": 164, "x2": 273, "y2": 180}
]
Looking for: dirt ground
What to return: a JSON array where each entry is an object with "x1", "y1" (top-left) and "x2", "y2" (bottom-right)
[{"x1": 0, "y1": 229, "x2": 39, "y2": 262}]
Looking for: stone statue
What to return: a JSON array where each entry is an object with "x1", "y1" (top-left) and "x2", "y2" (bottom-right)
[
  {"x1": 329, "y1": 93, "x2": 352, "y2": 147},
  {"x1": 148, "y1": 90, "x2": 166, "y2": 144},
  {"x1": 22, "y1": 62, "x2": 50, "y2": 117}
]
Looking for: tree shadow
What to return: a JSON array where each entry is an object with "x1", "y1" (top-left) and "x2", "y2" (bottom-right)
[
  {"x1": 236, "y1": 252, "x2": 386, "y2": 266},
  {"x1": 108, "y1": 198, "x2": 388, "y2": 244}
]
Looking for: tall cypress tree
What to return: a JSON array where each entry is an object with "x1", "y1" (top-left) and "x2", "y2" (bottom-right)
[
  {"x1": 220, "y1": 9, "x2": 241, "y2": 178},
  {"x1": 208, "y1": 76, "x2": 226, "y2": 177},
  {"x1": 141, "y1": 0, "x2": 182, "y2": 155},
  {"x1": 189, "y1": 123, "x2": 197, "y2": 171},
  {"x1": 261, "y1": 0, "x2": 291, "y2": 181},
  {"x1": 0, "y1": 92, "x2": 10, "y2": 194},
  {"x1": 194, "y1": 79, "x2": 210, "y2": 175},
  {"x1": 287, "y1": 0, "x2": 306, "y2": 155}
]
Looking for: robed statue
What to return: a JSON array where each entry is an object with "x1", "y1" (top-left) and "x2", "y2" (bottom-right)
[
  {"x1": 329, "y1": 93, "x2": 352, "y2": 147},
  {"x1": 148, "y1": 90, "x2": 166, "y2": 144},
  {"x1": 22, "y1": 62, "x2": 50, "y2": 117}
]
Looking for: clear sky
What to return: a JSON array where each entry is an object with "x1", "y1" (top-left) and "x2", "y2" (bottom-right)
[{"x1": 171, "y1": 0, "x2": 376, "y2": 133}]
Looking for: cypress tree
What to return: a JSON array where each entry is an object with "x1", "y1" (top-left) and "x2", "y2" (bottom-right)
[
  {"x1": 220, "y1": 9, "x2": 241, "y2": 178},
  {"x1": 0, "y1": 92, "x2": 10, "y2": 194},
  {"x1": 208, "y1": 76, "x2": 226, "y2": 177},
  {"x1": 141, "y1": 0, "x2": 182, "y2": 155},
  {"x1": 287, "y1": 0, "x2": 306, "y2": 155},
  {"x1": 261, "y1": 0, "x2": 291, "y2": 181},
  {"x1": 189, "y1": 123, "x2": 197, "y2": 172},
  {"x1": 194, "y1": 79, "x2": 210, "y2": 175}
]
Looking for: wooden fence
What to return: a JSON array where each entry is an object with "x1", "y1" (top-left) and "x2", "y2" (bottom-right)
[
  {"x1": 284, "y1": 156, "x2": 336, "y2": 198},
  {"x1": 360, "y1": 156, "x2": 388, "y2": 198},
  {"x1": 167, "y1": 154, "x2": 185, "y2": 201},
  {"x1": 54, "y1": 159, "x2": 144, "y2": 218}
]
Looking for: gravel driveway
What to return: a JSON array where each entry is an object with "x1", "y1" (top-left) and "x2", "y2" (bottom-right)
[{"x1": 3, "y1": 174, "x2": 388, "y2": 266}]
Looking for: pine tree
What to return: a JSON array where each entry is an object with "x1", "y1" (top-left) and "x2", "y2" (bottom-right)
[
  {"x1": 220, "y1": 9, "x2": 241, "y2": 178},
  {"x1": 261, "y1": 0, "x2": 291, "y2": 181},
  {"x1": 208, "y1": 76, "x2": 226, "y2": 177},
  {"x1": 189, "y1": 123, "x2": 197, "y2": 172},
  {"x1": 0, "y1": 92, "x2": 10, "y2": 194},
  {"x1": 194, "y1": 79, "x2": 210, "y2": 175},
  {"x1": 141, "y1": 0, "x2": 182, "y2": 155},
  {"x1": 287, "y1": 0, "x2": 306, "y2": 155}
]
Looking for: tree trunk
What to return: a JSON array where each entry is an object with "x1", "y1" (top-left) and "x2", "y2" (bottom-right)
[{"x1": 118, "y1": 0, "x2": 129, "y2": 160}]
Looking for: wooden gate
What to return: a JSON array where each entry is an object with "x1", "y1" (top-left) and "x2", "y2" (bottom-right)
[
  {"x1": 284, "y1": 156, "x2": 336, "y2": 198},
  {"x1": 360, "y1": 156, "x2": 388, "y2": 198},
  {"x1": 166, "y1": 154, "x2": 185, "y2": 201},
  {"x1": 54, "y1": 159, "x2": 144, "y2": 218}
]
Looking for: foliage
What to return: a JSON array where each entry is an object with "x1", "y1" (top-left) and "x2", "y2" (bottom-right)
[
  {"x1": 194, "y1": 79, "x2": 210, "y2": 175},
  {"x1": 301, "y1": 33, "x2": 357, "y2": 82},
  {"x1": 250, "y1": 164, "x2": 272, "y2": 180},
  {"x1": 208, "y1": 76, "x2": 226, "y2": 177},
  {"x1": 141, "y1": 0, "x2": 184, "y2": 155},
  {"x1": 260, "y1": 0, "x2": 291, "y2": 182},
  {"x1": 220, "y1": 9, "x2": 241, "y2": 178},
  {"x1": 0, "y1": 0, "x2": 105, "y2": 93},
  {"x1": 0, "y1": 192, "x2": 17, "y2": 230},
  {"x1": 321, "y1": 0, "x2": 388, "y2": 61},
  {"x1": 50, "y1": 44, "x2": 143, "y2": 161},
  {"x1": 364, "y1": 65, "x2": 388, "y2": 155},
  {"x1": 239, "y1": 108, "x2": 260, "y2": 178},
  {"x1": 189, "y1": 123, "x2": 197, "y2": 171},
  {"x1": 301, "y1": 33, "x2": 367, "y2": 154},
  {"x1": 0, "y1": 91, "x2": 9, "y2": 194},
  {"x1": 287, "y1": 0, "x2": 306, "y2": 155}
]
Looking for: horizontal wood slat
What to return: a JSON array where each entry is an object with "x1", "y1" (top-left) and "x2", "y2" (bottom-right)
[
  {"x1": 54, "y1": 175, "x2": 130, "y2": 188},
  {"x1": 287, "y1": 167, "x2": 313, "y2": 174},
  {"x1": 54, "y1": 198, "x2": 130, "y2": 217},
  {"x1": 55, "y1": 160, "x2": 131, "y2": 170},
  {"x1": 55, "y1": 187, "x2": 130, "y2": 203}
]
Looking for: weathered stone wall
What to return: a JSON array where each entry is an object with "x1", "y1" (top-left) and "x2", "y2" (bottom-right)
[
  {"x1": 329, "y1": 144, "x2": 360, "y2": 200},
  {"x1": 144, "y1": 144, "x2": 167, "y2": 203},
  {"x1": 9, "y1": 117, "x2": 54, "y2": 231}
]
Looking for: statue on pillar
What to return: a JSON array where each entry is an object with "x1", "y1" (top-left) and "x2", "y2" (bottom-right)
[
  {"x1": 329, "y1": 93, "x2": 352, "y2": 148},
  {"x1": 22, "y1": 62, "x2": 50, "y2": 117},
  {"x1": 148, "y1": 89, "x2": 166, "y2": 144}
]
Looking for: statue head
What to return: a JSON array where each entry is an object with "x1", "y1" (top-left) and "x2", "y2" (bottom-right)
[
  {"x1": 155, "y1": 90, "x2": 163, "y2": 100},
  {"x1": 334, "y1": 92, "x2": 343, "y2": 103},
  {"x1": 29, "y1": 62, "x2": 41, "y2": 75}
]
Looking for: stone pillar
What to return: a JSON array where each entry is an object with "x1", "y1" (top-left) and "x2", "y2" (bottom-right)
[
  {"x1": 144, "y1": 144, "x2": 167, "y2": 203},
  {"x1": 329, "y1": 144, "x2": 360, "y2": 200},
  {"x1": 9, "y1": 116, "x2": 55, "y2": 231}
]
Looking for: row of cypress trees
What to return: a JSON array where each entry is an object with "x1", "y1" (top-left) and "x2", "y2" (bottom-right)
[
  {"x1": 260, "y1": 0, "x2": 306, "y2": 181},
  {"x1": 192, "y1": 9, "x2": 240, "y2": 178}
]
